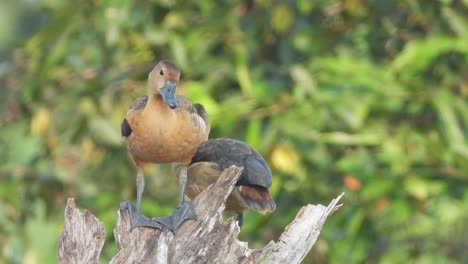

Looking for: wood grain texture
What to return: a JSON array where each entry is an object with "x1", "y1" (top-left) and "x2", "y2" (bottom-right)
[
  {"x1": 57, "y1": 198, "x2": 105, "y2": 264},
  {"x1": 57, "y1": 166, "x2": 344, "y2": 264},
  {"x1": 251, "y1": 193, "x2": 344, "y2": 264}
]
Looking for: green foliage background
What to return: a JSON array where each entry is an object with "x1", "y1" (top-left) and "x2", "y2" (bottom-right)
[{"x1": 1, "y1": 0, "x2": 468, "y2": 263}]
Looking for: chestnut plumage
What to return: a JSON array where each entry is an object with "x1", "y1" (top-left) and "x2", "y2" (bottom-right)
[{"x1": 121, "y1": 60, "x2": 210, "y2": 231}]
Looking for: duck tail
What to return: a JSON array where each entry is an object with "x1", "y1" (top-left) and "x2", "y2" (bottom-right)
[{"x1": 239, "y1": 185, "x2": 276, "y2": 214}]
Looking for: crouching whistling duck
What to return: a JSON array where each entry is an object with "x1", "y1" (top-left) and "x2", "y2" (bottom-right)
[
  {"x1": 121, "y1": 60, "x2": 210, "y2": 232},
  {"x1": 173, "y1": 138, "x2": 276, "y2": 227}
]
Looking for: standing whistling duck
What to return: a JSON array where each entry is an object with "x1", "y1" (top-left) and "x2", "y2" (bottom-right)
[
  {"x1": 121, "y1": 60, "x2": 210, "y2": 231},
  {"x1": 173, "y1": 138, "x2": 276, "y2": 227}
]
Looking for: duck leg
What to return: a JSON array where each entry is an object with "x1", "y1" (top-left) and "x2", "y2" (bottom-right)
[
  {"x1": 237, "y1": 213, "x2": 244, "y2": 228},
  {"x1": 151, "y1": 164, "x2": 197, "y2": 232},
  {"x1": 121, "y1": 166, "x2": 169, "y2": 229}
]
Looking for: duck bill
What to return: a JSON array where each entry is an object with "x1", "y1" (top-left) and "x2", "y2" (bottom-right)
[{"x1": 160, "y1": 81, "x2": 178, "y2": 109}]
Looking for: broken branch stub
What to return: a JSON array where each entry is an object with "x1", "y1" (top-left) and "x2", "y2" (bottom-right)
[{"x1": 57, "y1": 198, "x2": 105, "y2": 264}]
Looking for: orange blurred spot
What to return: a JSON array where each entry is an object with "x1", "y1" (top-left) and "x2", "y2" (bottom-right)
[
  {"x1": 375, "y1": 197, "x2": 389, "y2": 210},
  {"x1": 344, "y1": 175, "x2": 361, "y2": 191}
]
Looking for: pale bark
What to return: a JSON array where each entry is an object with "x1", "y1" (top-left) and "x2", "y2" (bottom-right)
[
  {"x1": 58, "y1": 165, "x2": 344, "y2": 264},
  {"x1": 57, "y1": 199, "x2": 105, "y2": 264}
]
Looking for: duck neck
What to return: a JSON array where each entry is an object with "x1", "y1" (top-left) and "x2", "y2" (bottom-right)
[
  {"x1": 147, "y1": 92, "x2": 160, "y2": 101},
  {"x1": 145, "y1": 93, "x2": 174, "y2": 116}
]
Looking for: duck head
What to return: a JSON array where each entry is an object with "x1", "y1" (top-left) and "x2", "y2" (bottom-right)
[{"x1": 148, "y1": 60, "x2": 181, "y2": 109}]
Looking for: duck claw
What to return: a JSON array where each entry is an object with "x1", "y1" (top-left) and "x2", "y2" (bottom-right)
[
  {"x1": 151, "y1": 201, "x2": 197, "y2": 233},
  {"x1": 120, "y1": 201, "x2": 163, "y2": 230}
]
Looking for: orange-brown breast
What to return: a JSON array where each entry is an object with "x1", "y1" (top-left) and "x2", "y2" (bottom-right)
[{"x1": 126, "y1": 95, "x2": 208, "y2": 165}]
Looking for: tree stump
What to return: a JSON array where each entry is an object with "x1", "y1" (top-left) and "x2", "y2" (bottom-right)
[{"x1": 57, "y1": 166, "x2": 344, "y2": 263}]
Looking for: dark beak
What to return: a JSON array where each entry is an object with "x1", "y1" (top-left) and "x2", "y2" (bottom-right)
[{"x1": 160, "y1": 81, "x2": 178, "y2": 109}]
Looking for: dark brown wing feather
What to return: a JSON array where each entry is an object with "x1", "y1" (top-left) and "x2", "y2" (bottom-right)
[
  {"x1": 121, "y1": 119, "x2": 132, "y2": 137},
  {"x1": 190, "y1": 138, "x2": 272, "y2": 188},
  {"x1": 129, "y1": 95, "x2": 148, "y2": 111}
]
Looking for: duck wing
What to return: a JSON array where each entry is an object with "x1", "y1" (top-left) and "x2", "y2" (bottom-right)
[
  {"x1": 191, "y1": 139, "x2": 272, "y2": 188},
  {"x1": 175, "y1": 95, "x2": 210, "y2": 135},
  {"x1": 121, "y1": 95, "x2": 148, "y2": 137}
]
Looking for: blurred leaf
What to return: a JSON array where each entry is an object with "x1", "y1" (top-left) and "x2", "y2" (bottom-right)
[
  {"x1": 0, "y1": 121, "x2": 41, "y2": 170},
  {"x1": 405, "y1": 178, "x2": 446, "y2": 202},
  {"x1": 30, "y1": 107, "x2": 51, "y2": 136},
  {"x1": 318, "y1": 132, "x2": 381, "y2": 145},
  {"x1": 392, "y1": 36, "x2": 468, "y2": 82},
  {"x1": 433, "y1": 90, "x2": 468, "y2": 159},
  {"x1": 89, "y1": 117, "x2": 122, "y2": 146},
  {"x1": 270, "y1": 144, "x2": 301, "y2": 175},
  {"x1": 25, "y1": 200, "x2": 60, "y2": 264},
  {"x1": 442, "y1": 7, "x2": 468, "y2": 35},
  {"x1": 272, "y1": 4, "x2": 294, "y2": 33},
  {"x1": 405, "y1": 177, "x2": 429, "y2": 200},
  {"x1": 185, "y1": 81, "x2": 220, "y2": 117},
  {"x1": 297, "y1": 0, "x2": 315, "y2": 14},
  {"x1": 361, "y1": 178, "x2": 394, "y2": 200},
  {"x1": 290, "y1": 64, "x2": 316, "y2": 102},
  {"x1": 236, "y1": 63, "x2": 253, "y2": 98},
  {"x1": 347, "y1": 209, "x2": 365, "y2": 238},
  {"x1": 245, "y1": 118, "x2": 261, "y2": 149}
]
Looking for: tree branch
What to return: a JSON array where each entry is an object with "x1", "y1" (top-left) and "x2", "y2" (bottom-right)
[{"x1": 57, "y1": 166, "x2": 344, "y2": 264}]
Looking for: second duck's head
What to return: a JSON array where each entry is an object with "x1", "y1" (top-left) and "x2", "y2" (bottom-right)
[{"x1": 148, "y1": 60, "x2": 181, "y2": 109}]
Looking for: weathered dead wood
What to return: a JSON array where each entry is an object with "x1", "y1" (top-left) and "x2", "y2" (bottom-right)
[
  {"x1": 58, "y1": 165, "x2": 344, "y2": 264},
  {"x1": 250, "y1": 193, "x2": 343, "y2": 263},
  {"x1": 57, "y1": 199, "x2": 105, "y2": 264}
]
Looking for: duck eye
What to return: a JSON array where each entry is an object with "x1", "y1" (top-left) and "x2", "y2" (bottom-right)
[{"x1": 160, "y1": 70, "x2": 164, "y2": 75}]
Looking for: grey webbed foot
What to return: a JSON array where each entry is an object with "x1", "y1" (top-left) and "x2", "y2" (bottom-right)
[
  {"x1": 151, "y1": 201, "x2": 197, "y2": 233},
  {"x1": 120, "y1": 201, "x2": 164, "y2": 230}
]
